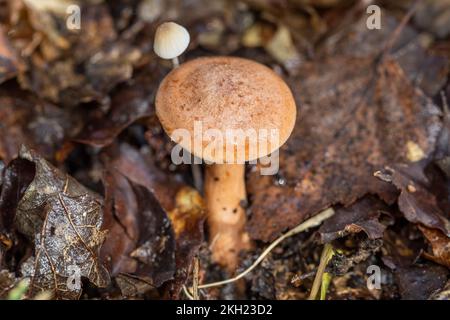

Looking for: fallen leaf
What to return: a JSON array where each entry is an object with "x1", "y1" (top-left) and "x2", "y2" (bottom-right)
[
  {"x1": 128, "y1": 182, "x2": 176, "y2": 288},
  {"x1": 248, "y1": 54, "x2": 440, "y2": 241},
  {"x1": 0, "y1": 157, "x2": 35, "y2": 266},
  {"x1": 395, "y1": 264, "x2": 448, "y2": 300},
  {"x1": 376, "y1": 163, "x2": 450, "y2": 236},
  {"x1": 319, "y1": 196, "x2": 391, "y2": 243},
  {"x1": 418, "y1": 225, "x2": 450, "y2": 268},
  {"x1": 100, "y1": 144, "x2": 177, "y2": 288},
  {"x1": 8, "y1": 146, "x2": 109, "y2": 299},
  {"x1": 75, "y1": 69, "x2": 159, "y2": 148}
]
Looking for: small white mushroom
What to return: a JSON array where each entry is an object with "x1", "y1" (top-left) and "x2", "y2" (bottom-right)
[{"x1": 153, "y1": 22, "x2": 190, "y2": 68}]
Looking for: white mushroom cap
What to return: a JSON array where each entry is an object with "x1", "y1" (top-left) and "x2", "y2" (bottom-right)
[{"x1": 154, "y1": 22, "x2": 190, "y2": 60}]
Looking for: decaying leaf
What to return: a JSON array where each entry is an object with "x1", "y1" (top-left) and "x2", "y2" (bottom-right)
[
  {"x1": 75, "y1": 69, "x2": 160, "y2": 148},
  {"x1": 419, "y1": 225, "x2": 450, "y2": 268},
  {"x1": 0, "y1": 156, "x2": 35, "y2": 267},
  {"x1": 128, "y1": 182, "x2": 175, "y2": 287},
  {"x1": 395, "y1": 264, "x2": 448, "y2": 300},
  {"x1": 248, "y1": 54, "x2": 440, "y2": 241},
  {"x1": 100, "y1": 168, "x2": 139, "y2": 276},
  {"x1": 319, "y1": 196, "x2": 391, "y2": 243},
  {"x1": 375, "y1": 163, "x2": 450, "y2": 237},
  {"x1": 100, "y1": 144, "x2": 177, "y2": 291},
  {"x1": 7, "y1": 146, "x2": 109, "y2": 299}
]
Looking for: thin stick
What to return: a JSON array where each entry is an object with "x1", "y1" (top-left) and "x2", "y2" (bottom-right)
[
  {"x1": 308, "y1": 243, "x2": 334, "y2": 300},
  {"x1": 197, "y1": 208, "x2": 335, "y2": 289},
  {"x1": 182, "y1": 285, "x2": 194, "y2": 300},
  {"x1": 381, "y1": 0, "x2": 420, "y2": 59},
  {"x1": 192, "y1": 256, "x2": 200, "y2": 300}
]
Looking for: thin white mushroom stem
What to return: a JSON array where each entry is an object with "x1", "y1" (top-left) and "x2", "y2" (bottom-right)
[{"x1": 172, "y1": 56, "x2": 180, "y2": 68}]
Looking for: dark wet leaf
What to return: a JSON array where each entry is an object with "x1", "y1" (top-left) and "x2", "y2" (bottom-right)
[
  {"x1": 395, "y1": 263, "x2": 448, "y2": 300},
  {"x1": 100, "y1": 145, "x2": 176, "y2": 289},
  {"x1": 102, "y1": 143, "x2": 183, "y2": 211},
  {"x1": 0, "y1": 157, "x2": 35, "y2": 267},
  {"x1": 100, "y1": 169, "x2": 138, "y2": 276},
  {"x1": 248, "y1": 54, "x2": 440, "y2": 241},
  {"x1": 376, "y1": 163, "x2": 450, "y2": 236},
  {"x1": 321, "y1": 13, "x2": 449, "y2": 97},
  {"x1": 75, "y1": 69, "x2": 160, "y2": 148},
  {"x1": 319, "y1": 196, "x2": 391, "y2": 243},
  {"x1": 9, "y1": 146, "x2": 109, "y2": 299},
  {"x1": 129, "y1": 182, "x2": 175, "y2": 287},
  {"x1": 115, "y1": 273, "x2": 156, "y2": 298}
]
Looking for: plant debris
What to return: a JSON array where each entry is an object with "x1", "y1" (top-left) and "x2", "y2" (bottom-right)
[{"x1": 0, "y1": 0, "x2": 449, "y2": 300}]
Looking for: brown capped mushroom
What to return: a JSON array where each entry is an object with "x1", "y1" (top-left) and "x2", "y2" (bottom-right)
[{"x1": 155, "y1": 56, "x2": 296, "y2": 270}]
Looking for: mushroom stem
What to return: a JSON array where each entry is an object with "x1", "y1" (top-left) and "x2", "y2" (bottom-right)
[
  {"x1": 172, "y1": 57, "x2": 180, "y2": 68},
  {"x1": 205, "y1": 163, "x2": 251, "y2": 271}
]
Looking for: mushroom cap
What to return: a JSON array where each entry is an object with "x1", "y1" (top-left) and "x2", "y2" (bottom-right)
[
  {"x1": 153, "y1": 22, "x2": 190, "y2": 60},
  {"x1": 155, "y1": 56, "x2": 297, "y2": 163}
]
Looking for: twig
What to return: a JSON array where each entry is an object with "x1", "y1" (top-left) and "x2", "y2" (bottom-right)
[
  {"x1": 196, "y1": 208, "x2": 335, "y2": 289},
  {"x1": 381, "y1": 0, "x2": 420, "y2": 59},
  {"x1": 308, "y1": 243, "x2": 334, "y2": 300},
  {"x1": 182, "y1": 285, "x2": 194, "y2": 300},
  {"x1": 192, "y1": 256, "x2": 200, "y2": 300}
]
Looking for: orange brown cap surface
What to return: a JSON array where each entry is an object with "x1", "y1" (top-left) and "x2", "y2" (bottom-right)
[{"x1": 155, "y1": 56, "x2": 297, "y2": 163}]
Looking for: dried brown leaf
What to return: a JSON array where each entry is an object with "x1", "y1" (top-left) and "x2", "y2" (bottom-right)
[
  {"x1": 319, "y1": 196, "x2": 391, "y2": 243},
  {"x1": 419, "y1": 225, "x2": 450, "y2": 268},
  {"x1": 248, "y1": 54, "x2": 440, "y2": 241},
  {"x1": 11, "y1": 146, "x2": 109, "y2": 299}
]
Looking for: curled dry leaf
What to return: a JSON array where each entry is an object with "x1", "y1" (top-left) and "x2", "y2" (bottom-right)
[
  {"x1": 100, "y1": 144, "x2": 177, "y2": 292},
  {"x1": 375, "y1": 163, "x2": 450, "y2": 237},
  {"x1": 100, "y1": 143, "x2": 205, "y2": 297},
  {"x1": 128, "y1": 182, "x2": 176, "y2": 288},
  {"x1": 0, "y1": 157, "x2": 35, "y2": 267},
  {"x1": 7, "y1": 146, "x2": 109, "y2": 299},
  {"x1": 100, "y1": 169, "x2": 176, "y2": 289},
  {"x1": 418, "y1": 225, "x2": 450, "y2": 269},
  {"x1": 319, "y1": 196, "x2": 391, "y2": 243}
]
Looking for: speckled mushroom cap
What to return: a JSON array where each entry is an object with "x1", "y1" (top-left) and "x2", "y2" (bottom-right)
[{"x1": 155, "y1": 56, "x2": 297, "y2": 163}]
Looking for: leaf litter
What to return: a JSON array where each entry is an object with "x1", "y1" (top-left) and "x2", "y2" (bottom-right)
[{"x1": 0, "y1": 0, "x2": 449, "y2": 300}]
